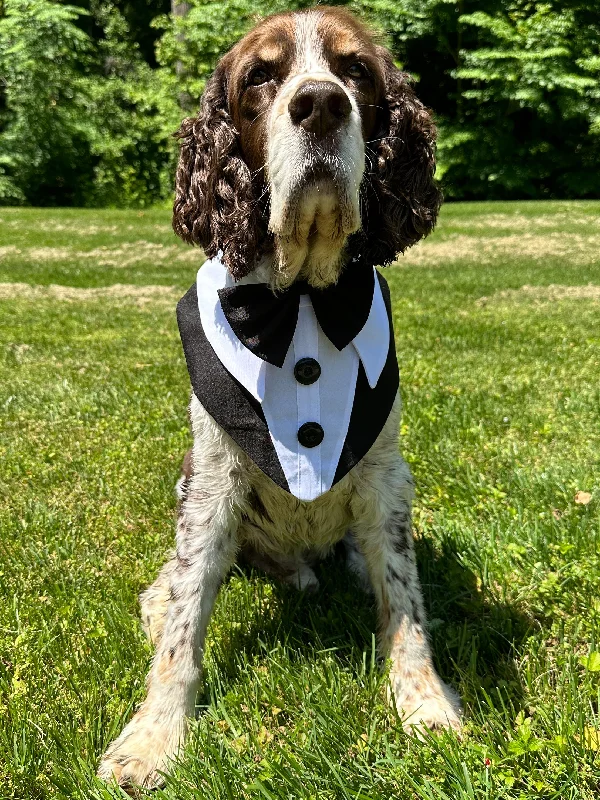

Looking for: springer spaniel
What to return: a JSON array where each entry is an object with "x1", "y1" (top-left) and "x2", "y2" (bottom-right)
[{"x1": 98, "y1": 6, "x2": 461, "y2": 790}]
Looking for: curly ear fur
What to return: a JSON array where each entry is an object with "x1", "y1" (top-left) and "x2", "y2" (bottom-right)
[
  {"x1": 172, "y1": 63, "x2": 268, "y2": 280},
  {"x1": 350, "y1": 51, "x2": 442, "y2": 267}
]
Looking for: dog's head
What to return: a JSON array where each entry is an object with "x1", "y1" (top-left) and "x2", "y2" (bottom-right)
[{"x1": 173, "y1": 7, "x2": 441, "y2": 288}]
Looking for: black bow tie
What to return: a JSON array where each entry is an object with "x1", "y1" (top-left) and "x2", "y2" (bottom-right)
[{"x1": 217, "y1": 261, "x2": 375, "y2": 368}]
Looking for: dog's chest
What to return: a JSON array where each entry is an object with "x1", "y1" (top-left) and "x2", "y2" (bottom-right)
[{"x1": 239, "y1": 470, "x2": 354, "y2": 557}]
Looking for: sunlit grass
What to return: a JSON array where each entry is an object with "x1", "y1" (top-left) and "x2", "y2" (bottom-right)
[{"x1": 1, "y1": 201, "x2": 599, "y2": 798}]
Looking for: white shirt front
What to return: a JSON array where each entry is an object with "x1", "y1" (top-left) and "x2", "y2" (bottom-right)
[{"x1": 196, "y1": 257, "x2": 390, "y2": 501}]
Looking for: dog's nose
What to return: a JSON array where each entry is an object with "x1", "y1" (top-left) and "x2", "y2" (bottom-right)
[{"x1": 288, "y1": 81, "x2": 351, "y2": 137}]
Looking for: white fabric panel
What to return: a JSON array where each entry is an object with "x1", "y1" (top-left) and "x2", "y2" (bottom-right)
[
  {"x1": 262, "y1": 297, "x2": 358, "y2": 500},
  {"x1": 352, "y1": 275, "x2": 389, "y2": 389},
  {"x1": 195, "y1": 256, "x2": 390, "y2": 501},
  {"x1": 196, "y1": 258, "x2": 266, "y2": 402}
]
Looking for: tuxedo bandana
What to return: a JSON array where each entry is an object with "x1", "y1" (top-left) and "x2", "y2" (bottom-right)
[{"x1": 177, "y1": 257, "x2": 399, "y2": 501}]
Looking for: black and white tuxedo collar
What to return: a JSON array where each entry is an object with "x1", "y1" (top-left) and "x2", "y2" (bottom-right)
[
  {"x1": 216, "y1": 255, "x2": 379, "y2": 368},
  {"x1": 177, "y1": 256, "x2": 399, "y2": 501}
]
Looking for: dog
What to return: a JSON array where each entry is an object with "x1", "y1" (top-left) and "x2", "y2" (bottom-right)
[{"x1": 98, "y1": 6, "x2": 461, "y2": 790}]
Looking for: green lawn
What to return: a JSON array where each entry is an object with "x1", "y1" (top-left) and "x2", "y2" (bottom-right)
[{"x1": 1, "y1": 201, "x2": 599, "y2": 799}]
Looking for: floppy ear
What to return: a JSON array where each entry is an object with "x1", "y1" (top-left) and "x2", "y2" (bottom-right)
[
  {"x1": 172, "y1": 61, "x2": 267, "y2": 280},
  {"x1": 351, "y1": 50, "x2": 442, "y2": 267}
]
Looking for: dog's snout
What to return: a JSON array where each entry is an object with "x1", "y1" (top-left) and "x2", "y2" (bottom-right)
[{"x1": 288, "y1": 81, "x2": 351, "y2": 137}]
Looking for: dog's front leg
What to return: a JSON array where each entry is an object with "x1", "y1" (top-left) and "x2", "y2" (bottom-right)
[
  {"x1": 351, "y1": 456, "x2": 462, "y2": 736},
  {"x1": 98, "y1": 476, "x2": 244, "y2": 789}
]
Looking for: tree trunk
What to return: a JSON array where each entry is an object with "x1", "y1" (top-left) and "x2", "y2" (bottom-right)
[{"x1": 171, "y1": 0, "x2": 193, "y2": 111}]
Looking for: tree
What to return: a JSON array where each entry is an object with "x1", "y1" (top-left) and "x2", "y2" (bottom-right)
[
  {"x1": 0, "y1": 0, "x2": 179, "y2": 206},
  {"x1": 1, "y1": 0, "x2": 598, "y2": 205},
  {"x1": 351, "y1": 0, "x2": 600, "y2": 199},
  {"x1": 445, "y1": 1, "x2": 600, "y2": 197},
  {"x1": 79, "y1": 1, "x2": 180, "y2": 206},
  {"x1": 0, "y1": 0, "x2": 94, "y2": 203}
]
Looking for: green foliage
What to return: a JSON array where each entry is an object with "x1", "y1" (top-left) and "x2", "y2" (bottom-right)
[
  {"x1": 351, "y1": 0, "x2": 600, "y2": 199},
  {"x1": 0, "y1": 0, "x2": 179, "y2": 207},
  {"x1": 0, "y1": 0, "x2": 599, "y2": 204},
  {"x1": 79, "y1": 2, "x2": 180, "y2": 206},
  {"x1": 0, "y1": 0, "x2": 94, "y2": 204},
  {"x1": 444, "y1": 1, "x2": 600, "y2": 198}
]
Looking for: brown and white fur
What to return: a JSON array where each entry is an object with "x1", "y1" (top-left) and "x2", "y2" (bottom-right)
[{"x1": 98, "y1": 7, "x2": 461, "y2": 790}]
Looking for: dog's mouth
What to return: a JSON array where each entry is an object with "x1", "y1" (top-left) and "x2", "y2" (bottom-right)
[
  {"x1": 265, "y1": 128, "x2": 365, "y2": 289},
  {"x1": 270, "y1": 163, "x2": 357, "y2": 240},
  {"x1": 300, "y1": 162, "x2": 338, "y2": 184}
]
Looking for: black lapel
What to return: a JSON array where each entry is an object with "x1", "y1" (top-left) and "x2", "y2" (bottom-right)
[
  {"x1": 332, "y1": 271, "x2": 399, "y2": 486},
  {"x1": 176, "y1": 284, "x2": 289, "y2": 492}
]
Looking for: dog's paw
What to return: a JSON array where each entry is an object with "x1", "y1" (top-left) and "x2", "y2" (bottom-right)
[
  {"x1": 393, "y1": 676, "x2": 462, "y2": 737},
  {"x1": 97, "y1": 710, "x2": 185, "y2": 791},
  {"x1": 284, "y1": 562, "x2": 320, "y2": 593}
]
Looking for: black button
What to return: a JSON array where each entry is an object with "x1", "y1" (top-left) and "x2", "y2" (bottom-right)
[
  {"x1": 294, "y1": 357, "x2": 321, "y2": 385},
  {"x1": 297, "y1": 422, "x2": 324, "y2": 448}
]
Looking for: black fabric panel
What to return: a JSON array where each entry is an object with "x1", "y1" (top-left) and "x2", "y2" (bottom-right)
[
  {"x1": 332, "y1": 270, "x2": 399, "y2": 486},
  {"x1": 217, "y1": 283, "x2": 300, "y2": 367},
  {"x1": 176, "y1": 284, "x2": 289, "y2": 492},
  {"x1": 309, "y1": 261, "x2": 374, "y2": 351}
]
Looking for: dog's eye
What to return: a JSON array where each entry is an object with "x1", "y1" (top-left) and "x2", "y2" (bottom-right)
[
  {"x1": 249, "y1": 67, "x2": 270, "y2": 86},
  {"x1": 346, "y1": 62, "x2": 368, "y2": 80}
]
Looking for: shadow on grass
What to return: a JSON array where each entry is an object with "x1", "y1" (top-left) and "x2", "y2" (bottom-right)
[
  {"x1": 415, "y1": 536, "x2": 532, "y2": 712},
  {"x1": 202, "y1": 537, "x2": 532, "y2": 716}
]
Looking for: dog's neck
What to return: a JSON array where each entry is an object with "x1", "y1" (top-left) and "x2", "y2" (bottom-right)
[{"x1": 249, "y1": 243, "x2": 348, "y2": 291}]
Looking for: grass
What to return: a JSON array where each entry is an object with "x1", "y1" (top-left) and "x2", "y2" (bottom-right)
[{"x1": 0, "y1": 200, "x2": 599, "y2": 799}]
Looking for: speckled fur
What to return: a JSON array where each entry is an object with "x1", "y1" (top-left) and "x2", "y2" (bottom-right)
[{"x1": 99, "y1": 391, "x2": 461, "y2": 789}]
